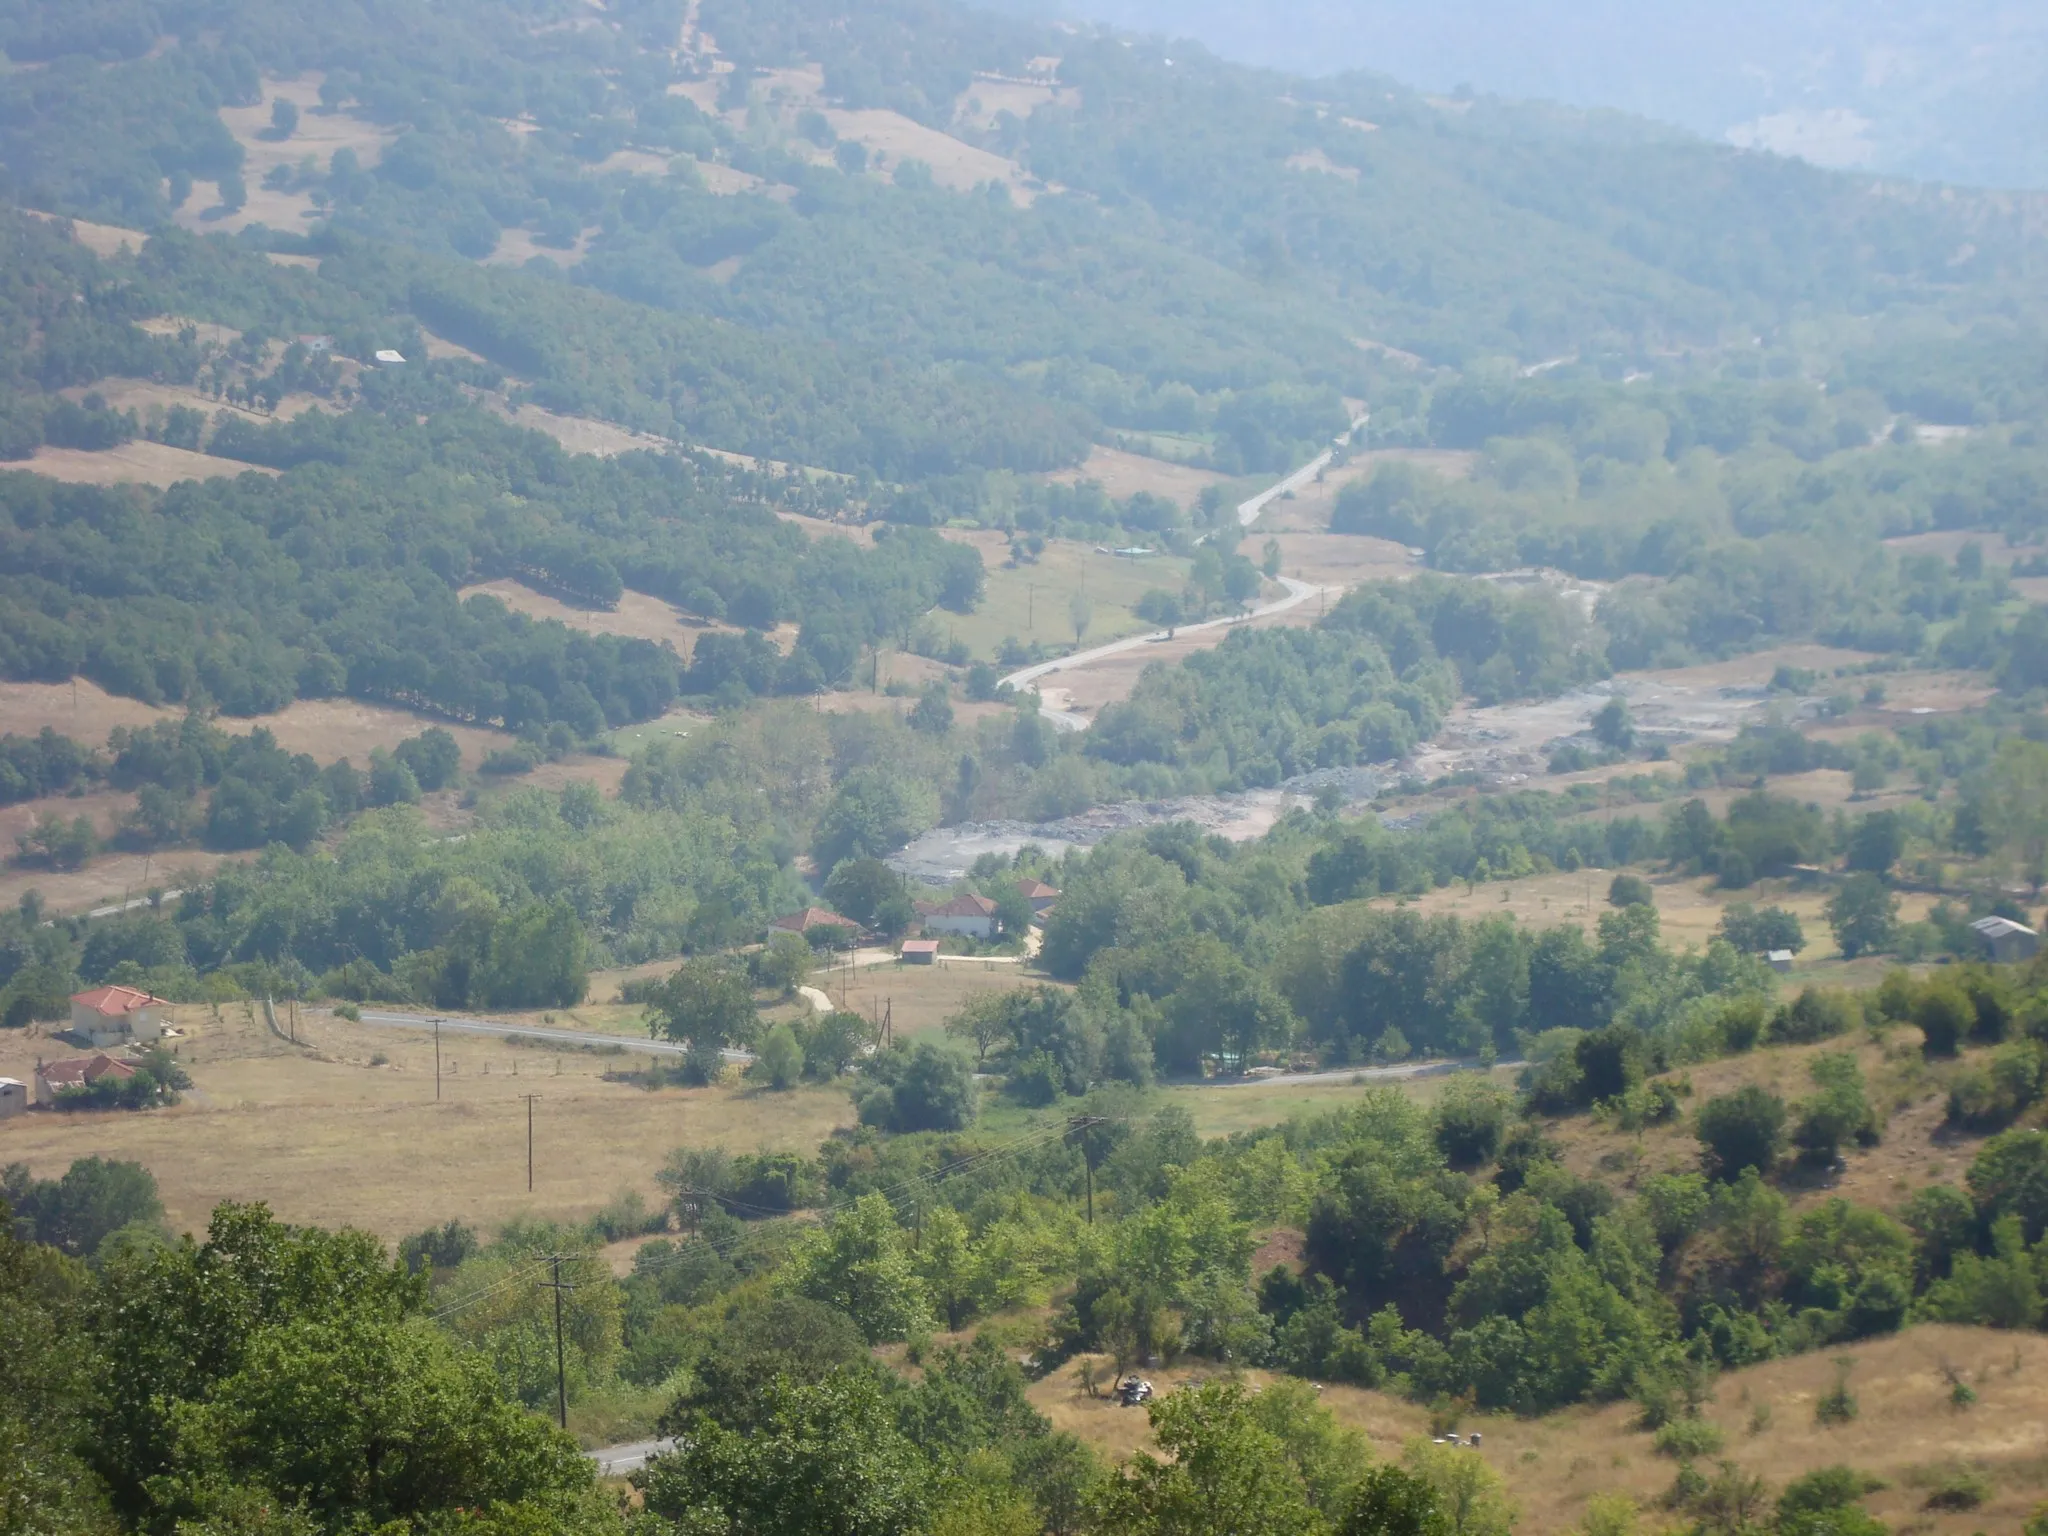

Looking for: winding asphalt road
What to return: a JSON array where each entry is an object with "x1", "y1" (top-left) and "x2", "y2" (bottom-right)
[
  {"x1": 998, "y1": 416, "x2": 1367, "y2": 730},
  {"x1": 352, "y1": 1009, "x2": 751, "y2": 1062},
  {"x1": 998, "y1": 575, "x2": 1321, "y2": 729}
]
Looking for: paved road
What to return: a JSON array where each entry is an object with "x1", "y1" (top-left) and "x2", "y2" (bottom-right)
[
  {"x1": 1205, "y1": 1057, "x2": 1522, "y2": 1089},
  {"x1": 353, "y1": 1010, "x2": 751, "y2": 1062},
  {"x1": 999, "y1": 576, "x2": 1319, "y2": 730},
  {"x1": 998, "y1": 416, "x2": 1367, "y2": 730},
  {"x1": 588, "y1": 1438, "x2": 675, "y2": 1476}
]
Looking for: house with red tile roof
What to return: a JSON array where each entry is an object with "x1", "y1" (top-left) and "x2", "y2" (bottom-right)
[
  {"x1": 69, "y1": 986, "x2": 169, "y2": 1048},
  {"x1": 1015, "y1": 878, "x2": 1061, "y2": 917},
  {"x1": 769, "y1": 907, "x2": 862, "y2": 938},
  {"x1": 923, "y1": 892, "x2": 998, "y2": 939},
  {"x1": 33, "y1": 1053, "x2": 136, "y2": 1107}
]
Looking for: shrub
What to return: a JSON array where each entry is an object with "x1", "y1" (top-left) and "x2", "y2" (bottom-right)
[
  {"x1": 1815, "y1": 1357, "x2": 1859, "y2": 1425},
  {"x1": 1915, "y1": 1461, "x2": 1993, "y2": 1511},
  {"x1": 1696, "y1": 1085, "x2": 1788, "y2": 1182},
  {"x1": 1434, "y1": 1080, "x2": 1509, "y2": 1167},
  {"x1": 1771, "y1": 988, "x2": 1860, "y2": 1045},
  {"x1": 1914, "y1": 984, "x2": 1972, "y2": 1057},
  {"x1": 1947, "y1": 1040, "x2": 2048, "y2": 1131},
  {"x1": 1653, "y1": 1418, "x2": 1724, "y2": 1459},
  {"x1": 1608, "y1": 873, "x2": 1654, "y2": 909},
  {"x1": 750, "y1": 1022, "x2": 804, "y2": 1091}
]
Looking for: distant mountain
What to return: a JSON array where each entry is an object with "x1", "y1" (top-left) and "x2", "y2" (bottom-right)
[{"x1": 1061, "y1": 0, "x2": 2048, "y2": 189}]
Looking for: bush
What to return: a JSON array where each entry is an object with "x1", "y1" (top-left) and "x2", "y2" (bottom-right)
[
  {"x1": 1815, "y1": 1358, "x2": 1859, "y2": 1425},
  {"x1": 1914, "y1": 983, "x2": 1972, "y2": 1057},
  {"x1": 1948, "y1": 1040, "x2": 2048, "y2": 1130},
  {"x1": 1793, "y1": 1051, "x2": 1878, "y2": 1164},
  {"x1": 1607, "y1": 873, "x2": 1654, "y2": 908},
  {"x1": 1770, "y1": 988, "x2": 1859, "y2": 1045},
  {"x1": 1915, "y1": 1461, "x2": 1993, "y2": 1511},
  {"x1": 750, "y1": 1022, "x2": 804, "y2": 1091},
  {"x1": 1696, "y1": 1085, "x2": 1788, "y2": 1181},
  {"x1": 1434, "y1": 1080, "x2": 1509, "y2": 1167},
  {"x1": 1652, "y1": 1418, "x2": 1724, "y2": 1459},
  {"x1": 855, "y1": 1040, "x2": 978, "y2": 1133}
]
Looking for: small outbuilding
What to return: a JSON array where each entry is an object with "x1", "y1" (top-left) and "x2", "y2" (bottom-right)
[
  {"x1": 0, "y1": 1077, "x2": 26, "y2": 1119},
  {"x1": 1767, "y1": 950, "x2": 1795, "y2": 974},
  {"x1": 373, "y1": 348, "x2": 407, "y2": 367},
  {"x1": 69, "y1": 986, "x2": 169, "y2": 1049},
  {"x1": 899, "y1": 939, "x2": 941, "y2": 965},
  {"x1": 1971, "y1": 916, "x2": 2041, "y2": 965}
]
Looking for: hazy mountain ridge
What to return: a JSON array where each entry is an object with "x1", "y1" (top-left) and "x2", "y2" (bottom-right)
[{"x1": 1061, "y1": 0, "x2": 2048, "y2": 189}]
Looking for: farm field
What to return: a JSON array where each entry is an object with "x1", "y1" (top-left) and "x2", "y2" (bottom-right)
[
  {"x1": 0, "y1": 1004, "x2": 855, "y2": 1245},
  {"x1": 1030, "y1": 1328, "x2": 2048, "y2": 1535},
  {"x1": 1039, "y1": 444, "x2": 1229, "y2": 507},
  {"x1": 23, "y1": 440, "x2": 276, "y2": 488},
  {"x1": 1394, "y1": 865, "x2": 1943, "y2": 975},
  {"x1": 945, "y1": 539, "x2": 1197, "y2": 662}
]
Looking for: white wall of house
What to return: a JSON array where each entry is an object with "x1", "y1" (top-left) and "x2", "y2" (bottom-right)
[
  {"x1": 69, "y1": 1002, "x2": 164, "y2": 1048},
  {"x1": 924, "y1": 913, "x2": 995, "y2": 939}
]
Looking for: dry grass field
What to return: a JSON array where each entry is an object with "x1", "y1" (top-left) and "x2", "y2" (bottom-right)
[
  {"x1": 1039, "y1": 445, "x2": 1229, "y2": 508},
  {"x1": 1165, "y1": 1064, "x2": 1520, "y2": 1139},
  {"x1": 1029, "y1": 1328, "x2": 2048, "y2": 1533},
  {"x1": 458, "y1": 579, "x2": 709, "y2": 654},
  {"x1": 23, "y1": 208, "x2": 148, "y2": 257},
  {"x1": 0, "y1": 1004, "x2": 855, "y2": 1245},
  {"x1": 495, "y1": 403, "x2": 673, "y2": 455},
  {"x1": 482, "y1": 225, "x2": 595, "y2": 267},
  {"x1": 952, "y1": 78, "x2": 1081, "y2": 130},
  {"x1": 170, "y1": 76, "x2": 394, "y2": 238},
  {"x1": 1396, "y1": 866, "x2": 1941, "y2": 974},
  {"x1": 23, "y1": 441, "x2": 276, "y2": 488},
  {"x1": 948, "y1": 540, "x2": 1197, "y2": 662}
]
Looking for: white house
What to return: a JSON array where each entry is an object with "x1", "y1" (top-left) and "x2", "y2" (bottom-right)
[
  {"x1": 0, "y1": 1077, "x2": 26, "y2": 1119},
  {"x1": 923, "y1": 892, "x2": 998, "y2": 940},
  {"x1": 69, "y1": 986, "x2": 169, "y2": 1048}
]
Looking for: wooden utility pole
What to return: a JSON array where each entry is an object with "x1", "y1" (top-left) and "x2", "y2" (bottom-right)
[
  {"x1": 435, "y1": 1020, "x2": 442, "y2": 1102},
  {"x1": 539, "y1": 1256, "x2": 575, "y2": 1430},
  {"x1": 1067, "y1": 1115, "x2": 1109, "y2": 1224},
  {"x1": 521, "y1": 1094, "x2": 542, "y2": 1191}
]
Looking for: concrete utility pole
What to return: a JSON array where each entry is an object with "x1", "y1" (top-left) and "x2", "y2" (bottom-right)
[
  {"x1": 435, "y1": 1020, "x2": 442, "y2": 1102},
  {"x1": 521, "y1": 1094, "x2": 542, "y2": 1191}
]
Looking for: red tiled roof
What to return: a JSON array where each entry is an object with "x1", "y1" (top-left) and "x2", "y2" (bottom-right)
[
  {"x1": 1016, "y1": 879, "x2": 1060, "y2": 898},
  {"x1": 770, "y1": 906, "x2": 861, "y2": 932},
  {"x1": 38, "y1": 1054, "x2": 138, "y2": 1088},
  {"x1": 71, "y1": 985, "x2": 168, "y2": 1017},
  {"x1": 931, "y1": 893, "x2": 998, "y2": 918}
]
